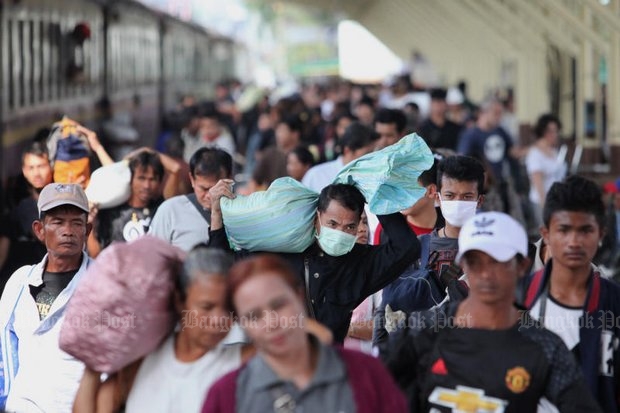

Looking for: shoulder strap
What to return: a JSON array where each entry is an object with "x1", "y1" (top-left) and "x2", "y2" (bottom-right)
[
  {"x1": 303, "y1": 258, "x2": 316, "y2": 319},
  {"x1": 524, "y1": 268, "x2": 546, "y2": 308},
  {"x1": 186, "y1": 194, "x2": 211, "y2": 224},
  {"x1": 419, "y1": 234, "x2": 431, "y2": 268},
  {"x1": 584, "y1": 269, "x2": 601, "y2": 314}
]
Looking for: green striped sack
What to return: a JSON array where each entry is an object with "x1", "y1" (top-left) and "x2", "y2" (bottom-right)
[
  {"x1": 221, "y1": 177, "x2": 319, "y2": 253},
  {"x1": 333, "y1": 133, "x2": 434, "y2": 215}
]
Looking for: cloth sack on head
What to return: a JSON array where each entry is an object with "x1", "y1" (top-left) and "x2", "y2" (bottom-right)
[
  {"x1": 221, "y1": 177, "x2": 319, "y2": 253},
  {"x1": 59, "y1": 236, "x2": 185, "y2": 373},
  {"x1": 47, "y1": 117, "x2": 92, "y2": 186},
  {"x1": 85, "y1": 160, "x2": 131, "y2": 209},
  {"x1": 333, "y1": 133, "x2": 434, "y2": 215}
]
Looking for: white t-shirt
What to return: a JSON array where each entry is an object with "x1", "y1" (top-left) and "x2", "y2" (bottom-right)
[
  {"x1": 530, "y1": 296, "x2": 581, "y2": 351},
  {"x1": 149, "y1": 195, "x2": 209, "y2": 252},
  {"x1": 125, "y1": 332, "x2": 243, "y2": 413},
  {"x1": 302, "y1": 157, "x2": 345, "y2": 193},
  {"x1": 525, "y1": 146, "x2": 566, "y2": 205}
]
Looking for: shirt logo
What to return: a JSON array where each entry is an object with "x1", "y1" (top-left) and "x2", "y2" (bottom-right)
[
  {"x1": 428, "y1": 385, "x2": 507, "y2": 412},
  {"x1": 473, "y1": 217, "x2": 495, "y2": 228},
  {"x1": 600, "y1": 330, "x2": 619, "y2": 377},
  {"x1": 54, "y1": 184, "x2": 73, "y2": 193},
  {"x1": 430, "y1": 358, "x2": 448, "y2": 375},
  {"x1": 505, "y1": 366, "x2": 530, "y2": 393}
]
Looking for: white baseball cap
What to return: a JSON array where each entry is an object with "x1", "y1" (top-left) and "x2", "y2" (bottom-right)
[{"x1": 456, "y1": 211, "x2": 528, "y2": 263}]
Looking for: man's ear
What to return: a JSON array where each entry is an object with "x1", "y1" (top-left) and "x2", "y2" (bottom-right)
[
  {"x1": 86, "y1": 222, "x2": 93, "y2": 237},
  {"x1": 540, "y1": 225, "x2": 550, "y2": 247},
  {"x1": 476, "y1": 194, "x2": 485, "y2": 209},
  {"x1": 314, "y1": 213, "x2": 321, "y2": 235},
  {"x1": 426, "y1": 184, "x2": 437, "y2": 199},
  {"x1": 342, "y1": 146, "x2": 352, "y2": 158},
  {"x1": 32, "y1": 220, "x2": 45, "y2": 242}
]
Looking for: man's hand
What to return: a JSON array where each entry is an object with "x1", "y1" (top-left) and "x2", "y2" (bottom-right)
[
  {"x1": 88, "y1": 202, "x2": 99, "y2": 226},
  {"x1": 208, "y1": 179, "x2": 236, "y2": 213},
  {"x1": 208, "y1": 179, "x2": 235, "y2": 231}
]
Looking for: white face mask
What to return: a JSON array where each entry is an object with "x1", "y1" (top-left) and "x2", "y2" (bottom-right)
[
  {"x1": 315, "y1": 218, "x2": 357, "y2": 257},
  {"x1": 439, "y1": 195, "x2": 478, "y2": 227}
]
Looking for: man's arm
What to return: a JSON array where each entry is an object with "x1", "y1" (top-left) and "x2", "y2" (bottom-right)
[
  {"x1": 78, "y1": 125, "x2": 114, "y2": 166},
  {"x1": 0, "y1": 236, "x2": 10, "y2": 274},
  {"x1": 158, "y1": 152, "x2": 182, "y2": 199},
  {"x1": 382, "y1": 324, "x2": 422, "y2": 412},
  {"x1": 544, "y1": 335, "x2": 603, "y2": 413},
  {"x1": 86, "y1": 205, "x2": 105, "y2": 258},
  {"x1": 206, "y1": 179, "x2": 235, "y2": 249},
  {"x1": 360, "y1": 213, "x2": 420, "y2": 297}
]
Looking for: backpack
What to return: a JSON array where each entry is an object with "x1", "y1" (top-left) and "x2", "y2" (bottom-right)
[{"x1": 381, "y1": 234, "x2": 463, "y2": 314}]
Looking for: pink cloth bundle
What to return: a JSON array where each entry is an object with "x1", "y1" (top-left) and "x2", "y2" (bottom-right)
[{"x1": 59, "y1": 236, "x2": 186, "y2": 373}]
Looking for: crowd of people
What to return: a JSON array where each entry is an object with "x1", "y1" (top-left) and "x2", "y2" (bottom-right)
[{"x1": 0, "y1": 74, "x2": 619, "y2": 412}]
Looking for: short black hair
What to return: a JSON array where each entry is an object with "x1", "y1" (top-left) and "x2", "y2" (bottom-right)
[
  {"x1": 437, "y1": 155, "x2": 485, "y2": 195},
  {"x1": 418, "y1": 153, "x2": 443, "y2": 187},
  {"x1": 189, "y1": 147, "x2": 233, "y2": 179},
  {"x1": 357, "y1": 95, "x2": 375, "y2": 108},
  {"x1": 339, "y1": 122, "x2": 379, "y2": 151},
  {"x1": 289, "y1": 146, "x2": 314, "y2": 167},
  {"x1": 430, "y1": 88, "x2": 448, "y2": 100},
  {"x1": 534, "y1": 113, "x2": 562, "y2": 139},
  {"x1": 128, "y1": 151, "x2": 164, "y2": 182},
  {"x1": 317, "y1": 184, "x2": 365, "y2": 219},
  {"x1": 278, "y1": 115, "x2": 303, "y2": 134},
  {"x1": 22, "y1": 141, "x2": 50, "y2": 164},
  {"x1": 374, "y1": 108, "x2": 407, "y2": 133},
  {"x1": 543, "y1": 175, "x2": 605, "y2": 228},
  {"x1": 332, "y1": 112, "x2": 357, "y2": 127}
]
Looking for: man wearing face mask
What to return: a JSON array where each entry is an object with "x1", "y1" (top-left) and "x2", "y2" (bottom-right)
[
  {"x1": 374, "y1": 155, "x2": 486, "y2": 348},
  {"x1": 207, "y1": 181, "x2": 420, "y2": 343},
  {"x1": 430, "y1": 155, "x2": 485, "y2": 282}
]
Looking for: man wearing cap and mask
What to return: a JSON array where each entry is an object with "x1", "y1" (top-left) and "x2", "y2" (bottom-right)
[
  {"x1": 0, "y1": 183, "x2": 93, "y2": 412},
  {"x1": 383, "y1": 211, "x2": 602, "y2": 412}
]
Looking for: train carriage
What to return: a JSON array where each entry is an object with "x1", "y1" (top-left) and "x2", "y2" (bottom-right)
[{"x1": 0, "y1": 0, "x2": 236, "y2": 188}]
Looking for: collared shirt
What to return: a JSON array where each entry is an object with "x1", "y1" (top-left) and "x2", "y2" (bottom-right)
[{"x1": 236, "y1": 339, "x2": 356, "y2": 413}]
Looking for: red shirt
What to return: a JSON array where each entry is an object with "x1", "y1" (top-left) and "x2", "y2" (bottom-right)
[{"x1": 373, "y1": 221, "x2": 433, "y2": 245}]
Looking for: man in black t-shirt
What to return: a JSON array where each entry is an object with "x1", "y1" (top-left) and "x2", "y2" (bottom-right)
[
  {"x1": 0, "y1": 142, "x2": 52, "y2": 291},
  {"x1": 417, "y1": 88, "x2": 462, "y2": 152},
  {"x1": 88, "y1": 150, "x2": 165, "y2": 256},
  {"x1": 383, "y1": 212, "x2": 602, "y2": 413}
]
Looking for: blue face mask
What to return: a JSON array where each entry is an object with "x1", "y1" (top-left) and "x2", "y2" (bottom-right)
[{"x1": 316, "y1": 224, "x2": 357, "y2": 257}]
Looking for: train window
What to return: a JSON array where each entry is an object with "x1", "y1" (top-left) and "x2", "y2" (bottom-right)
[{"x1": 7, "y1": 19, "x2": 15, "y2": 110}]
